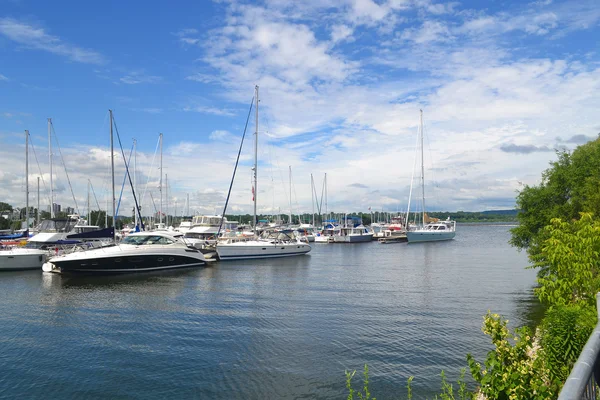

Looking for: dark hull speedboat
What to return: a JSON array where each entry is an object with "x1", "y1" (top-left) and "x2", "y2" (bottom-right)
[{"x1": 43, "y1": 232, "x2": 206, "y2": 275}]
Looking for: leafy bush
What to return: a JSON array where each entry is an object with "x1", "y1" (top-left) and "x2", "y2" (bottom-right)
[
  {"x1": 531, "y1": 213, "x2": 600, "y2": 308},
  {"x1": 539, "y1": 304, "x2": 597, "y2": 383},
  {"x1": 467, "y1": 312, "x2": 558, "y2": 400},
  {"x1": 344, "y1": 365, "x2": 470, "y2": 400}
]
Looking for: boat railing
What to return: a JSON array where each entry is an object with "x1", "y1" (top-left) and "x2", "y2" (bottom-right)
[{"x1": 558, "y1": 293, "x2": 600, "y2": 400}]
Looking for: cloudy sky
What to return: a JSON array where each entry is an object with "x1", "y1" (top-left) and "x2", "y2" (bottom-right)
[{"x1": 1, "y1": 0, "x2": 599, "y2": 217}]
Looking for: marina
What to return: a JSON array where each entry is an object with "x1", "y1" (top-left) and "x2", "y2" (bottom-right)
[{"x1": 0, "y1": 224, "x2": 537, "y2": 399}]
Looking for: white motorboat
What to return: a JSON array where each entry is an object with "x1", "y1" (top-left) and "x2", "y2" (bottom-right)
[
  {"x1": 405, "y1": 110, "x2": 456, "y2": 243},
  {"x1": 333, "y1": 224, "x2": 374, "y2": 243},
  {"x1": 175, "y1": 220, "x2": 193, "y2": 234},
  {"x1": 294, "y1": 224, "x2": 315, "y2": 242},
  {"x1": 216, "y1": 230, "x2": 311, "y2": 260},
  {"x1": 184, "y1": 215, "x2": 238, "y2": 248},
  {"x1": 43, "y1": 231, "x2": 207, "y2": 275},
  {"x1": 216, "y1": 86, "x2": 310, "y2": 260},
  {"x1": 406, "y1": 220, "x2": 456, "y2": 242},
  {"x1": 0, "y1": 247, "x2": 47, "y2": 271}
]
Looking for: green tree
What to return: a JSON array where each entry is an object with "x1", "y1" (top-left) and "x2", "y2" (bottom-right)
[
  {"x1": 0, "y1": 202, "x2": 13, "y2": 213},
  {"x1": 532, "y1": 213, "x2": 600, "y2": 307},
  {"x1": 511, "y1": 137, "x2": 600, "y2": 254},
  {"x1": 0, "y1": 217, "x2": 10, "y2": 230}
]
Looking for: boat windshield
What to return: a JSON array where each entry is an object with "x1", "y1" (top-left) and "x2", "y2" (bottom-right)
[{"x1": 121, "y1": 235, "x2": 176, "y2": 245}]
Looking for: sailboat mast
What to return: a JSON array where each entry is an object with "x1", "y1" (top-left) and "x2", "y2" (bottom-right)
[
  {"x1": 166, "y1": 173, "x2": 169, "y2": 227},
  {"x1": 110, "y1": 110, "x2": 116, "y2": 239},
  {"x1": 48, "y1": 118, "x2": 53, "y2": 218},
  {"x1": 289, "y1": 166, "x2": 292, "y2": 225},
  {"x1": 87, "y1": 179, "x2": 90, "y2": 224},
  {"x1": 25, "y1": 130, "x2": 29, "y2": 231},
  {"x1": 37, "y1": 177, "x2": 40, "y2": 226},
  {"x1": 253, "y1": 85, "x2": 258, "y2": 235},
  {"x1": 159, "y1": 133, "x2": 163, "y2": 227},
  {"x1": 420, "y1": 109, "x2": 426, "y2": 227},
  {"x1": 325, "y1": 173, "x2": 328, "y2": 221},
  {"x1": 311, "y1": 173, "x2": 315, "y2": 227},
  {"x1": 134, "y1": 139, "x2": 138, "y2": 228}
]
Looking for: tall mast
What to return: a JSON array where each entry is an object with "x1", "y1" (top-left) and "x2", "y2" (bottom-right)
[
  {"x1": 110, "y1": 110, "x2": 116, "y2": 239},
  {"x1": 37, "y1": 176, "x2": 40, "y2": 226},
  {"x1": 311, "y1": 173, "x2": 315, "y2": 227},
  {"x1": 25, "y1": 130, "x2": 29, "y2": 231},
  {"x1": 166, "y1": 173, "x2": 169, "y2": 227},
  {"x1": 87, "y1": 179, "x2": 90, "y2": 225},
  {"x1": 324, "y1": 173, "x2": 328, "y2": 220},
  {"x1": 288, "y1": 166, "x2": 292, "y2": 225},
  {"x1": 134, "y1": 139, "x2": 138, "y2": 228},
  {"x1": 420, "y1": 109, "x2": 426, "y2": 227},
  {"x1": 253, "y1": 85, "x2": 258, "y2": 235},
  {"x1": 159, "y1": 133, "x2": 163, "y2": 227},
  {"x1": 48, "y1": 118, "x2": 53, "y2": 218}
]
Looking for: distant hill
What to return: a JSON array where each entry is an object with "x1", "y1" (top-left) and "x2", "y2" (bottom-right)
[{"x1": 480, "y1": 209, "x2": 519, "y2": 216}]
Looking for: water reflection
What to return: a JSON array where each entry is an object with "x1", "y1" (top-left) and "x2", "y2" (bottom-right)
[{"x1": 0, "y1": 226, "x2": 543, "y2": 399}]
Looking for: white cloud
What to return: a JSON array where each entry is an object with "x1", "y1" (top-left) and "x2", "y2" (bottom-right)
[
  {"x1": 330, "y1": 24, "x2": 354, "y2": 43},
  {"x1": 131, "y1": 108, "x2": 163, "y2": 114},
  {"x1": 0, "y1": 73, "x2": 8, "y2": 81},
  {"x1": 0, "y1": 18, "x2": 105, "y2": 64},
  {"x1": 400, "y1": 20, "x2": 454, "y2": 43},
  {"x1": 209, "y1": 130, "x2": 232, "y2": 141},
  {"x1": 119, "y1": 72, "x2": 162, "y2": 85},
  {"x1": 183, "y1": 105, "x2": 237, "y2": 117},
  {"x1": 185, "y1": 73, "x2": 218, "y2": 83}
]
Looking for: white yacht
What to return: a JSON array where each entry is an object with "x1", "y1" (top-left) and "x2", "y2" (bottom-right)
[
  {"x1": 216, "y1": 86, "x2": 311, "y2": 260},
  {"x1": 405, "y1": 110, "x2": 456, "y2": 243},
  {"x1": 43, "y1": 231, "x2": 207, "y2": 275},
  {"x1": 216, "y1": 229, "x2": 310, "y2": 260},
  {"x1": 406, "y1": 219, "x2": 456, "y2": 242},
  {"x1": 294, "y1": 224, "x2": 315, "y2": 242},
  {"x1": 175, "y1": 220, "x2": 193, "y2": 234},
  {"x1": 314, "y1": 222, "x2": 336, "y2": 243},
  {"x1": 184, "y1": 215, "x2": 238, "y2": 248},
  {"x1": 333, "y1": 224, "x2": 374, "y2": 243},
  {"x1": 0, "y1": 247, "x2": 48, "y2": 271}
]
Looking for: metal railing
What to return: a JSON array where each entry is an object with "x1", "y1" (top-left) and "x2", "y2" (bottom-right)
[{"x1": 558, "y1": 294, "x2": 600, "y2": 400}]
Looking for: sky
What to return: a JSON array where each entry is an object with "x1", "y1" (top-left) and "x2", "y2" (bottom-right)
[{"x1": 0, "y1": 0, "x2": 599, "y2": 218}]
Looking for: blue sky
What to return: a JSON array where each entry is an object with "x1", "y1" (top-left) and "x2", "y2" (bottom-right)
[{"x1": 1, "y1": 0, "x2": 599, "y2": 216}]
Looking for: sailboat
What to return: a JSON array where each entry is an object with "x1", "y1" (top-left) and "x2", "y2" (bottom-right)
[
  {"x1": 216, "y1": 86, "x2": 311, "y2": 260},
  {"x1": 0, "y1": 130, "x2": 48, "y2": 271},
  {"x1": 405, "y1": 110, "x2": 456, "y2": 243},
  {"x1": 44, "y1": 110, "x2": 206, "y2": 274}
]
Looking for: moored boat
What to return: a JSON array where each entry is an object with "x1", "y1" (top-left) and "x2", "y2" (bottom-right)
[
  {"x1": 43, "y1": 231, "x2": 206, "y2": 275},
  {"x1": 405, "y1": 110, "x2": 456, "y2": 243}
]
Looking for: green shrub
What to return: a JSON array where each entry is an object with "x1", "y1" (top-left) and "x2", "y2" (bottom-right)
[
  {"x1": 467, "y1": 312, "x2": 558, "y2": 400},
  {"x1": 539, "y1": 304, "x2": 597, "y2": 383}
]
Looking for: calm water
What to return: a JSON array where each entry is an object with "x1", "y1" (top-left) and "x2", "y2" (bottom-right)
[{"x1": 0, "y1": 225, "x2": 538, "y2": 399}]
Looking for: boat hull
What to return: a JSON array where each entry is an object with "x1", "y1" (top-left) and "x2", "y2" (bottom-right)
[
  {"x1": 406, "y1": 231, "x2": 455, "y2": 243},
  {"x1": 0, "y1": 249, "x2": 47, "y2": 271},
  {"x1": 216, "y1": 241, "x2": 311, "y2": 260},
  {"x1": 44, "y1": 246, "x2": 206, "y2": 275},
  {"x1": 314, "y1": 235, "x2": 334, "y2": 243},
  {"x1": 333, "y1": 233, "x2": 374, "y2": 243}
]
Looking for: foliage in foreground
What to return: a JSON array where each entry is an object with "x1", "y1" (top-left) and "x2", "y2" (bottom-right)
[
  {"x1": 510, "y1": 136, "x2": 600, "y2": 255},
  {"x1": 467, "y1": 312, "x2": 558, "y2": 400},
  {"x1": 345, "y1": 364, "x2": 469, "y2": 400},
  {"x1": 539, "y1": 305, "x2": 597, "y2": 384},
  {"x1": 531, "y1": 213, "x2": 600, "y2": 308}
]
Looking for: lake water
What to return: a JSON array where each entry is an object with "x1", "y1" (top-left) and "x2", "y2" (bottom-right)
[{"x1": 0, "y1": 224, "x2": 538, "y2": 399}]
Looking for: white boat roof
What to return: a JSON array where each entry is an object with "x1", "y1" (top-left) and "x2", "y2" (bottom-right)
[{"x1": 128, "y1": 231, "x2": 182, "y2": 240}]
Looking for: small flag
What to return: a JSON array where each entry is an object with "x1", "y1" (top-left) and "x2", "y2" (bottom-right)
[
  {"x1": 368, "y1": 207, "x2": 371, "y2": 211},
  {"x1": 252, "y1": 186, "x2": 255, "y2": 201}
]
